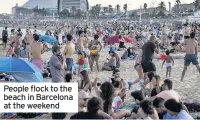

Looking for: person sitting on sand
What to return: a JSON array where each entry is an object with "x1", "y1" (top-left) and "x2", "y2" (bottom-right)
[
  {"x1": 94, "y1": 78, "x2": 131, "y2": 119},
  {"x1": 144, "y1": 75, "x2": 163, "y2": 97},
  {"x1": 164, "y1": 99, "x2": 194, "y2": 120},
  {"x1": 71, "y1": 97, "x2": 111, "y2": 119},
  {"x1": 137, "y1": 100, "x2": 159, "y2": 120},
  {"x1": 65, "y1": 90, "x2": 89, "y2": 119},
  {"x1": 153, "y1": 97, "x2": 167, "y2": 119},
  {"x1": 102, "y1": 51, "x2": 117, "y2": 71},
  {"x1": 78, "y1": 70, "x2": 92, "y2": 93},
  {"x1": 30, "y1": 34, "x2": 45, "y2": 71},
  {"x1": 88, "y1": 34, "x2": 102, "y2": 72},
  {"x1": 146, "y1": 79, "x2": 189, "y2": 113},
  {"x1": 118, "y1": 35, "x2": 126, "y2": 51},
  {"x1": 179, "y1": 32, "x2": 200, "y2": 81},
  {"x1": 129, "y1": 91, "x2": 159, "y2": 119},
  {"x1": 110, "y1": 69, "x2": 128, "y2": 102}
]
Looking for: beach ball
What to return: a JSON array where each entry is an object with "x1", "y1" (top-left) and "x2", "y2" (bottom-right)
[{"x1": 160, "y1": 53, "x2": 167, "y2": 60}]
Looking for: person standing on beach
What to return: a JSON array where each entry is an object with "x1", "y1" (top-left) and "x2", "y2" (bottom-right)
[
  {"x1": 2, "y1": 27, "x2": 8, "y2": 50},
  {"x1": 180, "y1": 32, "x2": 200, "y2": 81},
  {"x1": 141, "y1": 35, "x2": 159, "y2": 81},
  {"x1": 63, "y1": 34, "x2": 75, "y2": 73},
  {"x1": 12, "y1": 33, "x2": 22, "y2": 57},
  {"x1": 24, "y1": 29, "x2": 33, "y2": 59},
  {"x1": 30, "y1": 34, "x2": 45, "y2": 71}
]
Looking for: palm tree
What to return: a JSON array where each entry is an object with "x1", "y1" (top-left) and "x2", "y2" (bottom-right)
[
  {"x1": 60, "y1": 9, "x2": 70, "y2": 18},
  {"x1": 71, "y1": 6, "x2": 76, "y2": 17},
  {"x1": 116, "y1": 4, "x2": 120, "y2": 14},
  {"x1": 168, "y1": 2, "x2": 171, "y2": 12},
  {"x1": 157, "y1": 1, "x2": 166, "y2": 17},
  {"x1": 96, "y1": 4, "x2": 101, "y2": 16},
  {"x1": 123, "y1": 3, "x2": 128, "y2": 13},
  {"x1": 103, "y1": 7, "x2": 108, "y2": 13},
  {"x1": 158, "y1": 1, "x2": 166, "y2": 11},
  {"x1": 143, "y1": 3, "x2": 147, "y2": 13},
  {"x1": 175, "y1": 0, "x2": 181, "y2": 14},
  {"x1": 194, "y1": 0, "x2": 200, "y2": 10},
  {"x1": 90, "y1": 6, "x2": 96, "y2": 17}
]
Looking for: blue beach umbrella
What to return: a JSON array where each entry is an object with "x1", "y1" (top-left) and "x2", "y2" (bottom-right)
[
  {"x1": 39, "y1": 35, "x2": 57, "y2": 44},
  {"x1": 0, "y1": 57, "x2": 43, "y2": 82}
]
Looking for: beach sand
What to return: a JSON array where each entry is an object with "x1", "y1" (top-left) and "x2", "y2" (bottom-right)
[{"x1": 0, "y1": 42, "x2": 200, "y2": 118}]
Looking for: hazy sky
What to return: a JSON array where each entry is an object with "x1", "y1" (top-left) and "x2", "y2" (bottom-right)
[{"x1": 0, "y1": 0, "x2": 194, "y2": 14}]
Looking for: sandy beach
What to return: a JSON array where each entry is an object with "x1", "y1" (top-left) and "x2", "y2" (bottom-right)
[{"x1": 0, "y1": 41, "x2": 200, "y2": 118}]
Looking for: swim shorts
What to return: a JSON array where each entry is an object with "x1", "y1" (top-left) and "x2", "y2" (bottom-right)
[
  {"x1": 166, "y1": 63, "x2": 172, "y2": 69},
  {"x1": 2, "y1": 36, "x2": 8, "y2": 43},
  {"x1": 141, "y1": 60, "x2": 156, "y2": 73},
  {"x1": 66, "y1": 58, "x2": 73, "y2": 71},
  {"x1": 184, "y1": 54, "x2": 199, "y2": 66},
  {"x1": 184, "y1": 36, "x2": 190, "y2": 39}
]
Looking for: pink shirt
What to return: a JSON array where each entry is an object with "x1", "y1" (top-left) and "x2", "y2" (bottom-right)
[{"x1": 156, "y1": 90, "x2": 181, "y2": 102}]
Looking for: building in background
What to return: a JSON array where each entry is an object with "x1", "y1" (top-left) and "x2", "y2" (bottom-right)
[
  {"x1": 172, "y1": 3, "x2": 195, "y2": 13},
  {"x1": 58, "y1": 0, "x2": 89, "y2": 13},
  {"x1": 23, "y1": 0, "x2": 57, "y2": 9},
  {"x1": 46, "y1": 8, "x2": 58, "y2": 15}
]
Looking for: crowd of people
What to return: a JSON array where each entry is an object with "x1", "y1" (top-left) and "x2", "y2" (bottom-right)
[{"x1": 1, "y1": 19, "x2": 200, "y2": 119}]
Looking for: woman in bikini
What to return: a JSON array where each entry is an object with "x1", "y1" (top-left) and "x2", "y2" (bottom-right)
[
  {"x1": 128, "y1": 39, "x2": 144, "y2": 90},
  {"x1": 88, "y1": 34, "x2": 102, "y2": 72}
]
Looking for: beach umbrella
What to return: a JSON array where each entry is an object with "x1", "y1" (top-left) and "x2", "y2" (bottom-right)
[
  {"x1": 106, "y1": 35, "x2": 135, "y2": 45},
  {"x1": 0, "y1": 57, "x2": 43, "y2": 82},
  {"x1": 39, "y1": 35, "x2": 57, "y2": 44}
]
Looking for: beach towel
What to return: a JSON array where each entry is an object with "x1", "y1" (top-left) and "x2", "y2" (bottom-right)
[{"x1": 184, "y1": 102, "x2": 200, "y2": 112}]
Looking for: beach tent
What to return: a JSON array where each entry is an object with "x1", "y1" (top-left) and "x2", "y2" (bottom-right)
[
  {"x1": 39, "y1": 35, "x2": 57, "y2": 44},
  {"x1": 0, "y1": 57, "x2": 43, "y2": 82}
]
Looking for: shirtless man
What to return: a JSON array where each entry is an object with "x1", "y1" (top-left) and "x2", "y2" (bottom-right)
[
  {"x1": 63, "y1": 34, "x2": 75, "y2": 73},
  {"x1": 24, "y1": 29, "x2": 33, "y2": 59},
  {"x1": 88, "y1": 35, "x2": 102, "y2": 72},
  {"x1": 30, "y1": 34, "x2": 45, "y2": 71},
  {"x1": 180, "y1": 32, "x2": 200, "y2": 81}
]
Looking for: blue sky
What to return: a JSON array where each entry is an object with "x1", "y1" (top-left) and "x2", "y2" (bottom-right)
[{"x1": 0, "y1": 0, "x2": 194, "y2": 14}]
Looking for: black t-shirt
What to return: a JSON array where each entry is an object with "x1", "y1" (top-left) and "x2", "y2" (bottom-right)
[
  {"x1": 70, "y1": 112, "x2": 104, "y2": 119},
  {"x1": 158, "y1": 112, "x2": 167, "y2": 119},
  {"x1": 141, "y1": 41, "x2": 156, "y2": 62},
  {"x1": 151, "y1": 87, "x2": 161, "y2": 97}
]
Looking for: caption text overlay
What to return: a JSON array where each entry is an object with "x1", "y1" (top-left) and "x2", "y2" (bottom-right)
[{"x1": 0, "y1": 83, "x2": 78, "y2": 113}]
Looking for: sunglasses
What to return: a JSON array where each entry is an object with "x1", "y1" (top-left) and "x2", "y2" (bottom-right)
[{"x1": 79, "y1": 98, "x2": 89, "y2": 101}]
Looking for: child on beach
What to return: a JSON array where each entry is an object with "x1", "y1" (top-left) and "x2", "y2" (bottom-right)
[
  {"x1": 162, "y1": 50, "x2": 174, "y2": 78},
  {"x1": 6, "y1": 42, "x2": 16, "y2": 57}
]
